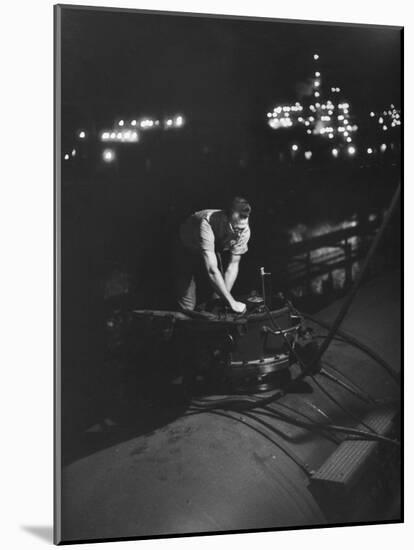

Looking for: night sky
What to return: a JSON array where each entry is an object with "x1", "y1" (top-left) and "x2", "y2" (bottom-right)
[{"x1": 61, "y1": 7, "x2": 402, "y2": 128}]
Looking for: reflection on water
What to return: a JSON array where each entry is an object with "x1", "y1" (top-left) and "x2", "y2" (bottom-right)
[{"x1": 286, "y1": 213, "x2": 379, "y2": 297}]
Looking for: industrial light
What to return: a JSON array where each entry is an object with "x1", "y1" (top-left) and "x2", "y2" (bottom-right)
[
  {"x1": 367, "y1": 148, "x2": 373, "y2": 154},
  {"x1": 314, "y1": 91, "x2": 320, "y2": 98},
  {"x1": 131, "y1": 120, "x2": 137, "y2": 126},
  {"x1": 313, "y1": 54, "x2": 319, "y2": 60},
  {"x1": 118, "y1": 120, "x2": 124, "y2": 127},
  {"x1": 370, "y1": 112, "x2": 375, "y2": 117},
  {"x1": 103, "y1": 149, "x2": 115, "y2": 162},
  {"x1": 102, "y1": 132, "x2": 110, "y2": 141},
  {"x1": 305, "y1": 151, "x2": 312, "y2": 160},
  {"x1": 332, "y1": 148, "x2": 339, "y2": 157},
  {"x1": 64, "y1": 153, "x2": 69, "y2": 160},
  {"x1": 346, "y1": 137, "x2": 352, "y2": 143},
  {"x1": 348, "y1": 146, "x2": 356, "y2": 155},
  {"x1": 78, "y1": 131, "x2": 86, "y2": 139},
  {"x1": 71, "y1": 149, "x2": 76, "y2": 156},
  {"x1": 291, "y1": 144, "x2": 299, "y2": 151},
  {"x1": 380, "y1": 143, "x2": 387, "y2": 152}
]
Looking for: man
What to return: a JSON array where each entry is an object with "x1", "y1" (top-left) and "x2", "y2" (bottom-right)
[{"x1": 174, "y1": 197, "x2": 251, "y2": 313}]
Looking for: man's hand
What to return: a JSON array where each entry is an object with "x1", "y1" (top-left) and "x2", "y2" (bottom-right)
[{"x1": 230, "y1": 300, "x2": 246, "y2": 314}]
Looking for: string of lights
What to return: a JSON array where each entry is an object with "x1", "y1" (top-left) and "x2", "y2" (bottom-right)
[{"x1": 266, "y1": 53, "x2": 401, "y2": 160}]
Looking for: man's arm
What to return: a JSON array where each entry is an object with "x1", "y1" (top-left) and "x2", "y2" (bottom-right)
[
  {"x1": 224, "y1": 253, "x2": 241, "y2": 292},
  {"x1": 202, "y1": 251, "x2": 245, "y2": 313}
]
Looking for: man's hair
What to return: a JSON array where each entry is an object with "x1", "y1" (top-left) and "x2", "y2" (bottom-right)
[{"x1": 228, "y1": 196, "x2": 251, "y2": 219}]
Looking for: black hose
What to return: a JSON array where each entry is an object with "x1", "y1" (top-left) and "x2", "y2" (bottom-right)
[
  {"x1": 188, "y1": 401, "x2": 400, "y2": 448},
  {"x1": 263, "y1": 306, "x2": 380, "y2": 436},
  {"x1": 304, "y1": 314, "x2": 399, "y2": 385}
]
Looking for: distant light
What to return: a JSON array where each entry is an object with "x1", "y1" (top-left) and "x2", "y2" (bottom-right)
[
  {"x1": 117, "y1": 132, "x2": 122, "y2": 139},
  {"x1": 305, "y1": 151, "x2": 312, "y2": 160},
  {"x1": 346, "y1": 137, "x2": 352, "y2": 143},
  {"x1": 118, "y1": 120, "x2": 124, "y2": 127},
  {"x1": 307, "y1": 129, "x2": 312, "y2": 135},
  {"x1": 370, "y1": 112, "x2": 375, "y2": 117},
  {"x1": 380, "y1": 143, "x2": 387, "y2": 152},
  {"x1": 314, "y1": 80, "x2": 320, "y2": 87},
  {"x1": 267, "y1": 112, "x2": 272, "y2": 118},
  {"x1": 101, "y1": 132, "x2": 110, "y2": 141},
  {"x1": 332, "y1": 148, "x2": 339, "y2": 158},
  {"x1": 383, "y1": 125, "x2": 388, "y2": 131},
  {"x1": 78, "y1": 131, "x2": 86, "y2": 139},
  {"x1": 390, "y1": 103, "x2": 395, "y2": 109},
  {"x1": 313, "y1": 54, "x2": 319, "y2": 60},
  {"x1": 314, "y1": 91, "x2": 320, "y2": 98},
  {"x1": 110, "y1": 132, "x2": 116, "y2": 139},
  {"x1": 348, "y1": 146, "x2": 356, "y2": 155},
  {"x1": 378, "y1": 117, "x2": 384, "y2": 124},
  {"x1": 71, "y1": 149, "x2": 76, "y2": 157},
  {"x1": 103, "y1": 149, "x2": 115, "y2": 163},
  {"x1": 131, "y1": 120, "x2": 137, "y2": 126},
  {"x1": 328, "y1": 133, "x2": 334, "y2": 139},
  {"x1": 291, "y1": 144, "x2": 299, "y2": 151},
  {"x1": 315, "y1": 103, "x2": 321, "y2": 108},
  {"x1": 166, "y1": 119, "x2": 173, "y2": 127},
  {"x1": 64, "y1": 153, "x2": 69, "y2": 160},
  {"x1": 344, "y1": 131, "x2": 349, "y2": 137},
  {"x1": 367, "y1": 147, "x2": 373, "y2": 154},
  {"x1": 315, "y1": 71, "x2": 320, "y2": 77},
  {"x1": 338, "y1": 115, "x2": 344, "y2": 121}
]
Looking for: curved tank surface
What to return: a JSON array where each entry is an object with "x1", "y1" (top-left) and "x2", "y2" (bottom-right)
[{"x1": 61, "y1": 271, "x2": 401, "y2": 542}]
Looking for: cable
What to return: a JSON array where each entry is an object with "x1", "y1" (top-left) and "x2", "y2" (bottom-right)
[
  {"x1": 303, "y1": 314, "x2": 399, "y2": 385},
  {"x1": 188, "y1": 401, "x2": 400, "y2": 448},
  {"x1": 263, "y1": 306, "x2": 380, "y2": 435}
]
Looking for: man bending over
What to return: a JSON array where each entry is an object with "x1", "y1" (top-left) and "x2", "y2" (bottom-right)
[{"x1": 175, "y1": 197, "x2": 251, "y2": 313}]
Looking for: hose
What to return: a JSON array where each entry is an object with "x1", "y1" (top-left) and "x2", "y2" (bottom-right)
[
  {"x1": 304, "y1": 314, "x2": 399, "y2": 385},
  {"x1": 262, "y1": 306, "x2": 380, "y2": 435}
]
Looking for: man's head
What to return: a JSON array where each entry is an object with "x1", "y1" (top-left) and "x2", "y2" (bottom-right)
[{"x1": 227, "y1": 197, "x2": 251, "y2": 234}]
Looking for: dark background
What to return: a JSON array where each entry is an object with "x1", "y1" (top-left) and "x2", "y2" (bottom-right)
[{"x1": 58, "y1": 7, "x2": 402, "y2": 440}]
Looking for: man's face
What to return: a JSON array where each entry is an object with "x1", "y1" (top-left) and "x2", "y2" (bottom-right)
[{"x1": 230, "y1": 212, "x2": 249, "y2": 235}]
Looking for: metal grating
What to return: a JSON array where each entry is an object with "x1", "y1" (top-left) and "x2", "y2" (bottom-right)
[{"x1": 309, "y1": 407, "x2": 396, "y2": 490}]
